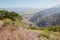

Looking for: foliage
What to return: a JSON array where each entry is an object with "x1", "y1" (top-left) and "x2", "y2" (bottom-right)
[
  {"x1": 27, "y1": 26, "x2": 41, "y2": 30},
  {"x1": 3, "y1": 19, "x2": 20, "y2": 27},
  {"x1": 42, "y1": 28, "x2": 50, "y2": 38},
  {"x1": 0, "y1": 10, "x2": 23, "y2": 21},
  {"x1": 3, "y1": 18, "x2": 14, "y2": 26},
  {"x1": 49, "y1": 26, "x2": 60, "y2": 32}
]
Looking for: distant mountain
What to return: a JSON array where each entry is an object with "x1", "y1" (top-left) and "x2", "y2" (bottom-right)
[
  {"x1": 0, "y1": 7, "x2": 42, "y2": 14},
  {"x1": 30, "y1": 7, "x2": 60, "y2": 27},
  {"x1": 0, "y1": 7, "x2": 42, "y2": 20}
]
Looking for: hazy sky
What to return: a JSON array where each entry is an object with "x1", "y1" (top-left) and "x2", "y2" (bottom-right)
[{"x1": 0, "y1": 0, "x2": 60, "y2": 8}]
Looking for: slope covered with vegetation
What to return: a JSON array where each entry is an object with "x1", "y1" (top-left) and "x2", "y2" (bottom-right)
[
  {"x1": 0, "y1": 10, "x2": 60, "y2": 40},
  {"x1": 0, "y1": 10, "x2": 40, "y2": 40}
]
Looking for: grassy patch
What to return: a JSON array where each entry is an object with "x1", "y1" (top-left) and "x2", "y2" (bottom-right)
[{"x1": 42, "y1": 28, "x2": 50, "y2": 38}]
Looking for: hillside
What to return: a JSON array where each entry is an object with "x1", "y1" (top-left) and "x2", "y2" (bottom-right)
[
  {"x1": 0, "y1": 10, "x2": 40, "y2": 40},
  {"x1": 30, "y1": 7, "x2": 60, "y2": 27},
  {"x1": 0, "y1": 10, "x2": 60, "y2": 40},
  {"x1": 0, "y1": 26, "x2": 39, "y2": 40}
]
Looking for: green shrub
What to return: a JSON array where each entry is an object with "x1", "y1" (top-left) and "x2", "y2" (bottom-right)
[
  {"x1": 49, "y1": 26, "x2": 60, "y2": 32},
  {"x1": 3, "y1": 19, "x2": 13, "y2": 26},
  {"x1": 43, "y1": 29, "x2": 50, "y2": 38},
  {"x1": 0, "y1": 10, "x2": 23, "y2": 21}
]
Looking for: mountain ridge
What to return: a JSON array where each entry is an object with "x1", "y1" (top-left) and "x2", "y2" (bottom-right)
[{"x1": 30, "y1": 7, "x2": 60, "y2": 27}]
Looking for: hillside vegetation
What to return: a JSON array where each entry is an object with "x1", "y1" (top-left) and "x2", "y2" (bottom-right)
[
  {"x1": 0, "y1": 10, "x2": 40, "y2": 40},
  {"x1": 0, "y1": 10, "x2": 23, "y2": 21},
  {"x1": 0, "y1": 10, "x2": 60, "y2": 40}
]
